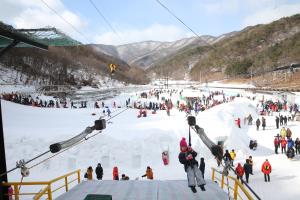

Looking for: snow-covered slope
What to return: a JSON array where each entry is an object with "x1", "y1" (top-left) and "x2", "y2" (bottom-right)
[
  {"x1": 93, "y1": 36, "x2": 216, "y2": 69},
  {"x1": 2, "y1": 88, "x2": 300, "y2": 200}
]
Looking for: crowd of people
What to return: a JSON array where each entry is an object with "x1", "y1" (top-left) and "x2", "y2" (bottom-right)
[
  {"x1": 3, "y1": 88, "x2": 300, "y2": 196},
  {"x1": 84, "y1": 164, "x2": 154, "y2": 181}
]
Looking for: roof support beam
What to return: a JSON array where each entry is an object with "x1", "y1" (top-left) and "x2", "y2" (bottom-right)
[
  {"x1": 0, "y1": 28, "x2": 48, "y2": 51},
  {"x1": 0, "y1": 39, "x2": 19, "y2": 58}
]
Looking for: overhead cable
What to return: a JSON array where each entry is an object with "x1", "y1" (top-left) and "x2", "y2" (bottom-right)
[
  {"x1": 155, "y1": 0, "x2": 214, "y2": 48},
  {"x1": 88, "y1": 0, "x2": 122, "y2": 40}
]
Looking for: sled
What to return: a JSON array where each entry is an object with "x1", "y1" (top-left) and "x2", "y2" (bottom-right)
[
  {"x1": 162, "y1": 145, "x2": 170, "y2": 165},
  {"x1": 162, "y1": 151, "x2": 169, "y2": 165}
]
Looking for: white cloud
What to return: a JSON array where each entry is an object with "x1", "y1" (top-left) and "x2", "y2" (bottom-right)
[
  {"x1": 243, "y1": 3, "x2": 300, "y2": 27},
  {"x1": 0, "y1": 0, "x2": 87, "y2": 43},
  {"x1": 93, "y1": 24, "x2": 193, "y2": 45},
  {"x1": 202, "y1": 0, "x2": 240, "y2": 14}
]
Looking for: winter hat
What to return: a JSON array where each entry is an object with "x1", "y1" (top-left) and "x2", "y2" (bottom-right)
[{"x1": 180, "y1": 137, "x2": 188, "y2": 148}]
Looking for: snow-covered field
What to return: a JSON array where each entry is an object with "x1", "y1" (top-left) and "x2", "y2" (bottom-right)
[{"x1": 2, "y1": 85, "x2": 300, "y2": 200}]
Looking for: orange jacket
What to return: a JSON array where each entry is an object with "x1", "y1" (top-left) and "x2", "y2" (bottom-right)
[
  {"x1": 87, "y1": 168, "x2": 93, "y2": 180},
  {"x1": 142, "y1": 168, "x2": 153, "y2": 180}
]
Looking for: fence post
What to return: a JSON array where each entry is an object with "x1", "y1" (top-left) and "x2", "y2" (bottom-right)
[
  {"x1": 77, "y1": 170, "x2": 81, "y2": 183},
  {"x1": 221, "y1": 174, "x2": 225, "y2": 189},
  {"x1": 13, "y1": 184, "x2": 20, "y2": 200},
  {"x1": 47, "y1": 184, "x2": 52, "y2": 200},
  {"x1": 233, "y1": 180, "x2": 238, "y2": 200},
  {"x1": 65, "y1": 177, "x2": 68, "y2": 192}
]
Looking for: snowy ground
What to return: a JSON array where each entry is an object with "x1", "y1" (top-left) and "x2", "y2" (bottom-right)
[{"x1": 2, "y1": 85, "x2": 300, "y2": 200}]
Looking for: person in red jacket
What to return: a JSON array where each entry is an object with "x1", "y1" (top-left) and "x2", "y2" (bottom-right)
[
  {"x1": 281, "y1": 137, "x2": 287, "y2": 154},
  {"x1": 274, "y1": 137, "x2": 280, "y2": 154},
  {"x1": 261, "y1": 159, "x2": 272, "y2": 182},
  {"x1": 235, "y1": 163, "x2": 245, "y2": 183},
  {"x1": 113, "y1": 166, "x2": 119, "y2": 180},
  {"x1": 235, "y1": 118, "x2": 241, "y2": 128}
]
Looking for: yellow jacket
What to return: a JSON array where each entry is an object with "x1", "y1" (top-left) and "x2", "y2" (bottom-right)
[{"x1": 230, "y1": 152, "x2": 236, "y2": 160}]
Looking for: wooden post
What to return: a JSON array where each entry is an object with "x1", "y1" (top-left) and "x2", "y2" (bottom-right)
[
  {"x1": 211, "y1": 169, "x2": 215, "y2": 182},
  {"x1": 65, "y1": 177, "x2": 68, "y2": 192},
  {"x1": 77, "y1": 171, "x2": 81, "y2": 183},
  {"x1": 233, "y1": 180, "x2": 238, "y2": 200},
  {"x1": 221, "y1": 174, "x2": 225, "y2": 189},
  {"x1": 47, "y1": 184, "x2": 52, "y2": 200},
  {"x1": 13, "y1": 185, "x2": 19, "y2": 200}
]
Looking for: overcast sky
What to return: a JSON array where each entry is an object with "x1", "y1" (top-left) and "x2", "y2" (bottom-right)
[{"x1": 1, "y1": 0, "x2": 299, "y2": 45}]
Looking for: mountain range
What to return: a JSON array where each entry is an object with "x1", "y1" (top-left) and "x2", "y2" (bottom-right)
[
  {"x1": 92, "y1": 33, "x2": 235, "y2": 70},
  {"x1": 0, "y1": 14, "x2": 299, "y2": 87}
]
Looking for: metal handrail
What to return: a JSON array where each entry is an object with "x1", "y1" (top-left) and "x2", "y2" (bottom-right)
[
  {"x1": 212, "y1": 168, "x2": 254, "y2": 200},
  {"x1": 1, "y1": 169, "x2": 81, "y2": 200}
]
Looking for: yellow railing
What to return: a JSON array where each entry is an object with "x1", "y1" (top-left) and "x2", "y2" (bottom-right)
[
  {"x1": 1, "y1": 169, "x2": 81, "y2": 200},
  {"x1": 212, "y1": 168, "x2": 254, "y2": 200}
]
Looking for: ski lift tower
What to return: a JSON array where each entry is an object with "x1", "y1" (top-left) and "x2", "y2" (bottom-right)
[{"x1": 0, "y1": 22, "x2": 48, "y2": 200}]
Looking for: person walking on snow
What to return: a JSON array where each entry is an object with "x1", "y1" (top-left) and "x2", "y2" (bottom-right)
[
  {"x1": 107, "y1": 107, "x2": 111, "y2": 117},
  {"x1": 235, "y1": 163, "x2": 244, "y2": 183},
  {"x1": 230, "y1": 149, "x2": 236, "y2": 167},
  {"x1": 178, "y1": 137, "x2": 206, "y2": 193},
  {"x1": 248, "y1": 156, "x2": 254, "y2": 175},
  {"x1": 243, "y1": 159, "x2": 251, "y2": 183},
  {"x1": 286, "y1": 128, "x2": 292, "y2": 139},
  {"x1": 248, "y1": 114, "x2": 253, "y2": 125},
  {"x1": 275, "y1": 116, "x2": 279, "y2": 129},
  {"x1": 262, "y1": 117, "x2": 266, "y2": 130},
  {"x1": 274, "y1": 137, "x2": 280, "y2": 154},
  {"x1": 256, "y1": 118, "x2": 261, "y2": 131},
  {"x1": 199, "y1": 157, "x2": 205, "y2": 179},
  {"x1": 236, "y1": 118, "x2": 241, "y2": 128},
  {"x1": 261, "y1": 159, "x2": 272, "y2": 182},
  {"x1": 95, "y1": 163, "x2": 103, "y2": 180},
  {"x1": 280, "y1": 115, "x2": 283, "y2": 126},
  {"x1": 223, "y1": 150, "x2": 232, "y2": 166},
  {"x1": 281, "y1": 137, "x2": 287, "y2": 154}
]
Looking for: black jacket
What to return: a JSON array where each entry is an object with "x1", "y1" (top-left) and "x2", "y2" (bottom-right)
[
  {"x1": 243, "y1": 163, "x2": 251, "y2": 174},
  {"x1": 223, "y1": 152, "x2": 232, "y2": 161},
  {"x1": 199, "y1": 161, "x2": 205, "y2": 173},
  {"x1": 178, "y1": 150, "x2": 198, "y2": 171},
  {"x1": 96, "y1": 165, "x2": 103, "y2": 178}
]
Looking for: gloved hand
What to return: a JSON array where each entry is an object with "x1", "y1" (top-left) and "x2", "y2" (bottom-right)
[{"x1": 186, "y1": 154, "x2": 193, "y2": 160}]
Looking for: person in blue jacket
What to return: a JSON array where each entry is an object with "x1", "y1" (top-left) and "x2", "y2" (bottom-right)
[
  {"x1": 287, "y1": 138, "x2": 295, "y2": 150},
  {"x1": 287, "y1": 138, "x2": 295, "y2": 158}
]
